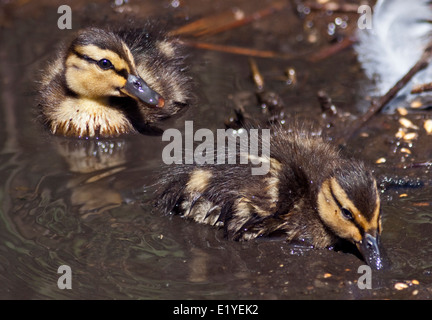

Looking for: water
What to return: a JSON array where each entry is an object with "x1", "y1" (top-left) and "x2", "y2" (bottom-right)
[{"x1": 1, "y1": 0, "x2": 432, "y2": 300}]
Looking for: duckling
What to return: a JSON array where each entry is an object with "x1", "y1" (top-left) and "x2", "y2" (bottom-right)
[
  {"x1": 155, "y1": 125, "x2": 384, "y2": 270},
  {"x1": 38, "y1": 25, "x2": 191, "y2": 138}
]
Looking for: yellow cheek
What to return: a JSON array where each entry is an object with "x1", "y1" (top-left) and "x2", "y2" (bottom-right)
[
  {"x1": 74, "y1": 44, "x2": 132, "y2": 74},
  {"x1": 317, "y1": 181, "x2": 362, "y2": 243},
  {"x1": 101, "y1": 71, "x2": 127, "y2": 96},
  {"x1": 66, "y1": 60, "x2": 126, "y2": 97}
]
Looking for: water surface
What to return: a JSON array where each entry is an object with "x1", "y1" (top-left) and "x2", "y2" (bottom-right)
[{"x1": 1, "y1": 0, "x2": 432, "y2": 299}]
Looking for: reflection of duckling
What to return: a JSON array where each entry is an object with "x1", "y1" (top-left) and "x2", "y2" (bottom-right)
[
  {"x1": 54, "y1": 137, "x2": 128, "y2": 216},
  {"x1": 38, "y1": 26, "x2": 191, "y2": 138},
  {"x1": 155, "y1": 126, "x2": 384, "y2": 270}
]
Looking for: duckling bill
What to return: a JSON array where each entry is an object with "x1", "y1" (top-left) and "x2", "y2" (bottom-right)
[
  {"x1": 155, "y1": 126, "x2": 385, "y2": 270},
  {"x1": 38, "y1": 26, "x2": 191, "y2": 138}
]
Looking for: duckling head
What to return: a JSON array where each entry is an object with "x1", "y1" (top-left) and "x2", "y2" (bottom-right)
[
  {"x1": 316, "y1": 161, "x2": 384, "y2": 270},
  {"x1": 65, "y1": 28, "x2": 165, "y2": 108},
  {"x1": 40, "y1": 27, "x2": 191, "y2": 138}
]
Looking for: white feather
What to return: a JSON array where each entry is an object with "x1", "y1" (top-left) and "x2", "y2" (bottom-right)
[{"x1": 355, "y1": 0, "x2": 432, "y2": 101}]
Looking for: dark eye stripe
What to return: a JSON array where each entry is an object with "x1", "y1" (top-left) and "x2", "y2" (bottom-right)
[
  {"x1": 71, "y1": 50, "x2": 128, "y2": 79},
  {"x1": 329, "y1": 184, "x2": 364, "y2": 233},
  {"x1": 116, "y1": 68, "x2": 128, "y2": 79},
  {"x1": 72, "y1": 49, "x2": 95, "y2": 63}
]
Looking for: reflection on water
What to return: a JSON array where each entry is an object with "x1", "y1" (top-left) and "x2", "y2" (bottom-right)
[{"x1": 1, "y1": 0, "x2": 432, "y2": 300}]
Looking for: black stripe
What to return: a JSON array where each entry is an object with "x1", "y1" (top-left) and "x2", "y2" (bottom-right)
[
  {"x1": 329, "y1": 184, "x2": 364, "y2": 233},
  {"x1": 71, "y1": 49, "x2": 94, "y2": 63},
  {"x1": 329, "y1": 184, "x2": 343, "y2": 210},
  {"x1": 71, "y1": 50, "x2": 128, "y2": 79},
  {"x1": 115, "y1": 68, "x2": 128, "y2": 79}
]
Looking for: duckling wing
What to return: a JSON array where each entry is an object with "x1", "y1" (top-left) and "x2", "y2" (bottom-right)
[{"x1": 155, "y1": 158, "x2": 303, "y2": 241}]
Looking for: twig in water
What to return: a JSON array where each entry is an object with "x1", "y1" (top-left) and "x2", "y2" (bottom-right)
[
  {"x1": 395, "y1": 161, "x2": 432, "y2": 169},
  {"x1": 177, "y1": 39, "x2": 295, "y2": 59},
  {"x1": 304, "y1": 1, "x2": 360, "y2": 13},
  {"x1": 411, "y1": 82, "x2": 432, "y2": 94},
  {"x1": 169, "y1": 1, "x2": 290, "y2": 37},
  {"x1": 307, "y1": 36, "x2": 356, "y2": 62},
  {"x1": 317, "y1": 90, "x2": 337, "y2": 116},
  {"x1": 336, "y1": 41, "x2": 432, "y2": 146},
  {"x1": 249, "y1": 58, "x2": 265, "y2": 91}
]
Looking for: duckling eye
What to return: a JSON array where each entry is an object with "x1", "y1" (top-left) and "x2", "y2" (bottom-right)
[
  {"x1": 341, "y1": 208, "x2": 353, "y2": 220},
  {"x1": 97, "y1": 59, "x2": 113, "y2": 70}
]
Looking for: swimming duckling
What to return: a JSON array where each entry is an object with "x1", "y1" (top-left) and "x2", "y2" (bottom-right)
[
  {"x1": 38, "y1": 26, "x2": 191, "y2": 138},
  {"x1": 155, "y1": 126, "x2": 384, "y2": 269}
]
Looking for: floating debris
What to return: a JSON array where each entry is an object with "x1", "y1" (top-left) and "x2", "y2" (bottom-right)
[
  {"x1": 400, "y1": 148, "x2": 412, "y2": 155},
  {"x1": 394, "y1": 279, "x2": 420, "y2": 290},
  {"x1": 376, "y1": 157, "x2": 386, "y2": 164},
  {"x1": 424, "y1": 119, "x2": 432, "y2": 134},
  {"x1": 397, "y1": 107, "x2": 408, "y2": 116},
  {"x1": 399, "y1": 118, "x2": 419, "y2": 130},
  {"x1": 410, "y1": 99, "x2": 423, "y2": 109},
  {"x1": 413, "y1": 202, "x2": 431, "y2": 207},
  {"x1": 395, "y1": 128, "x2": 406, "y2": 139},
  {"x1": 403, "y1": 132, "x2": 418, "y2": 141},
  {"x1": 285, "y1": 67, "x2": 297, "y2": 86},
  {"x1": 317, "y1": 90, "x2": 337, "y2": 116},
  {"x1": 249, "y1": 58, "x2": 265, "y2": 91},
  {"x1": 394, "y1": 282, "x2": 409, "y2": 290}
]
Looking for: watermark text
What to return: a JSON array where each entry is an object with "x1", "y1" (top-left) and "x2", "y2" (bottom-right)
[{"x1": 162, "y1": 121, "x2": 271, "y2": 175}]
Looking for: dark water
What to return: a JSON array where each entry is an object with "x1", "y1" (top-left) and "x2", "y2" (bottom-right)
[{"x1": 1, "y1": 0, "x2": 432, "y2": 300}]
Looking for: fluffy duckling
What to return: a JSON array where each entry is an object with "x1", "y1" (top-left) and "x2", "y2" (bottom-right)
[
  {"x1": 38, "y1": 26, "x2": 191, "y2": 138},
  {"x1": 155, "y1": 126, "x2": 384, "y2": 270}
]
